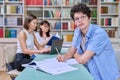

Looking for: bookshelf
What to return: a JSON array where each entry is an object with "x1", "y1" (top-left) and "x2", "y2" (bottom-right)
[
  {"x1": 0, "y1": 0, "x2": 24, "y2": 39},
  {"x1": 25, "y1": 0, "x2": 98, "y2": 42},
  {"x1": 98, "y1": 0, "x2": 120, "y2": 38}
]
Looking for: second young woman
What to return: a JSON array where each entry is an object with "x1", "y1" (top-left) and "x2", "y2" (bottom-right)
[{"x1": 34, "y1": 20, "x2": 52, "y2": 51}]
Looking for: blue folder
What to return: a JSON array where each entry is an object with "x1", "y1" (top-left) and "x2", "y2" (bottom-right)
[{"x1": 47, "y1": 36, "x2": 60, "y2": 46}]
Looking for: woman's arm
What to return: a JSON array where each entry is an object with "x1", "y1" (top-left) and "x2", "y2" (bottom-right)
[{"x1": 18, "y1": 31, "x2": 44, "y2": 54}]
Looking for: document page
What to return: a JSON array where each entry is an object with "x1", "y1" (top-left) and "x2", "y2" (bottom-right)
[
  {"x1": 36, "y1": 60, "x2": 78, "y2": 75},
  {"x1": 44, "y1": 58, "x2": 78, "y2": 65},
  {"x1": 22, "y1": 57, "x2": 78, "y2": 75}
]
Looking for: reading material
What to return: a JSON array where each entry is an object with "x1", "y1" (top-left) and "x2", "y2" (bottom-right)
[
  {"x1": 47, "y1": 36, "x2": 60, "y2": 46},
  {"x1": 22, "y1": 58, "x2": 78, "y2": 75}
]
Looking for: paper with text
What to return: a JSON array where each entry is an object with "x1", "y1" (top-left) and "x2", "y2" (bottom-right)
[{"x1": 22, "y1": 58, "x2": 78, "y2": 75}]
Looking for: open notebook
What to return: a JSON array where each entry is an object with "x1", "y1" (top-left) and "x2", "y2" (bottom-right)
[{"x1": 22, "y1": 58, "x2": 78, "y2": 75}]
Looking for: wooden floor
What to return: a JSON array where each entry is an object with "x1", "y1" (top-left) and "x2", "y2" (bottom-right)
[{"x1": 0, "y1": 72, "x2": 12, "y2": 80}]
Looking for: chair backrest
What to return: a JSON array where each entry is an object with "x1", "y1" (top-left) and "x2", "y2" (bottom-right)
[
  {"x1": 4, "y1": 45, "x2": 17, "y2": 64},
  {"x1": 4, "y1": 45, "x2": 20, "y2": 77}
]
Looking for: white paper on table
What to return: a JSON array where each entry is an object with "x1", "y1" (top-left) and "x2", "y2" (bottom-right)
[
  {"x1": 44, "y1": 57, "x2": 78, "y2": 65},
  {"x1": 22, "y1": 57, "x2": 78, "y2": 75},
  {"x1": 36, "y1": 60, "x2": 78, "y2": 75}
]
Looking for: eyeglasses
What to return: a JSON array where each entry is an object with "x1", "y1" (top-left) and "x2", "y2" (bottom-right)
[{"x1": 74, "y1": 15, "x2": 87, "y2": 21}]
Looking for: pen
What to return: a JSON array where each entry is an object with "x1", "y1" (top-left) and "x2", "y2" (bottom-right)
[{"x1": 55, "y1": 47, "x2": 61, "y2": 55}]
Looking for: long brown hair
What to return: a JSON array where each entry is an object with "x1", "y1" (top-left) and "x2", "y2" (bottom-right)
[
  {"x1": 23, "y1": 14, "x2": 37, "y2": 30},
  {"x1": 39, "y1": 20, "x2": 50, "y2": 37}
]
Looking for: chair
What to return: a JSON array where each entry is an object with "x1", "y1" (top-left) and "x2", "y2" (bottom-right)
[{"x1": 4, "y1": 45, "x2": 20, "y2": 80}]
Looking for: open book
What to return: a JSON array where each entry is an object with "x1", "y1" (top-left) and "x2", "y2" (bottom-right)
[
  {"x1": 47, "y1": 36, "x2": 60, "y2": 46},
  {"x1": 22, "y1": 58, "x2": 78, "y2": 75}
]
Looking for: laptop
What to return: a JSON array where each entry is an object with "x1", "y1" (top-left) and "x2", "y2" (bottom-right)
[{"x1": 45, "y1": 39, "x2": 63, "y2": 55}]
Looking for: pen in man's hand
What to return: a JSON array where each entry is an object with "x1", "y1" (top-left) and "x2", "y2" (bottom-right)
[{"x1": 55, "y1": 47, "x2": 60, "y2": 55}]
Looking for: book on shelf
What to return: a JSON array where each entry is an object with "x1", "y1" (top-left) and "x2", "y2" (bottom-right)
[
  {"x1": 5, "y1": 5, "x2": 23, "y2": 14},
  {"x1": 63, "y1": 34, "x2": 73, "y2": 42},
  {"x1": 5, "y1": 16, "x2": 23, "y2": 26},
  {"x1": 101, "y1": 17, "x2": 118, "y2": 27},
  {"x1": 61, "y1": 9, "x2": 70, "y2": 19},
  {"x1": 51, "y1": 0, "x2": 57, "y2": 5},
  {"x1": 0, "y1": 16, "x2": 3, "y2": 26},
  {"x1": 101, "y1": 18, "x2": 104, "y2": 26},
  {"x1": 54, "y1": 22, "x2": 61, "y2": 29},
  {"x1": 54, "y1": 10, "x2": 61, "y2": 18},
  {"x1": 62, "y1": 22, "x2": 68, "y2": 30},
  {"x1": 108, "y1": 5, "x2": 117, "y2": 14},
  {"x1": 0, "y1": 5, "x2": 4, "y2": 14},
  {"x1": 101, "y1": 6, "x2": 108, "y2": 14},
  {"x1": 89, "y1": 0, "x2": 97, "y2": 5},
  {"x1": 105, "y1": 29, "x2": 116, "y2": 38},
  {"x1": 101, "y1": 5, "x2": 117, "y2": 14},
  {"x1": 91, "y1": 9, "x2": 97, "y2": 17},
  {"x1": 0, "y1": 28, "x2": 3, "y2": 38},
  {"x1": 5, "y1": 29, "x2": 17, "y2": 38},
  {"x1": 5, "y1": 0, "x2": 22, "y2": 1},
  {"x1": 56, "y1": 0, "x2": 62, "y2": 5},
  {"x1": 70, "y1": 21, "x2": 75, "y2": 30},
  {"x1": 81, "y1": 0, "x2": 89, "y2": 5},
  {"x1": 5, "y1": 29, "x2": 10, "y2": 38},
  {"x1": 62, "y1": 21, "x2": 76, "y2": 30},
  {"x1": 112, "y1": 17, "x2": 118, "y2": 26},
  {"x1": 26, "y1": 0, "x2": 43, "y2": 5},
  {"x1": 10, "y1": 29, "x2": 17, "y2": 38},
  {"x1": 109, "y1": 30, "x2": 116, "y2": 38},
  {"x1": 102, "y1": 0, "x2": 119, "y2": 2},
  {"x1": 44, "y1": 0, "x2": 53, "y2": 5},
  {"x1": 27, "y1": 10, "x2": 43, "y2": 18},
  {"x1": 66, "y1": 0, "x2": 69, "y2": 5},
  {"x1": 74, "y1": 0, "x2": 80, "y2": 4},
  {"x1": 44, "y1": 0, "x2": 62, "y2": 5},
  {"x1": 44, "y1": 10, "x2": 51, "y2": 18},
  {"x1": 69, "y1": 0, "x2": 74, "y2": 5}
]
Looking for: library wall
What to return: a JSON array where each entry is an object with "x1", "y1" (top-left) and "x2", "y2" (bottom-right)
[
  {"x1": 0, "y1": 0, "x2": 24, "y2": 38},
  {"x1": 25, "y1": 0, "x2": 98, "y2": 42},
  {"x1": 0, "y1": 0, "x2": 120, "y2": 41}
]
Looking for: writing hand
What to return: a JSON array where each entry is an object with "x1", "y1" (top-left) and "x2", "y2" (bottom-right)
[{"x1": 57, "y1": 54, "x2": 64, "y2": 62}]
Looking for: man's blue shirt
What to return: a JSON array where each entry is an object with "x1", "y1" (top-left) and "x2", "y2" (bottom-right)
[{"x1": 72, "y1": 24, "x2": 119, "y2": 80}]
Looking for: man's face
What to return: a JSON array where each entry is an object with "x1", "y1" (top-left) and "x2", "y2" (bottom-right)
[{"x1": 74, "y1": 12, "x2": 91, "y2": 31}]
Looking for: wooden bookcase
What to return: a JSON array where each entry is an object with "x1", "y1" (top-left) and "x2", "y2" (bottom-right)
[
  {"x1": 0, "y1": 0, "x2": 24, "y2": 39},
  {"x1": 98, "y1": 0, "x2": 120, "y2": 38}
]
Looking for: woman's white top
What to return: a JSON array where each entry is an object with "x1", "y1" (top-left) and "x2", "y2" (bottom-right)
[
  {"x1": 16, "y1": 29, "x2": 34, "y2": 53},
  {"x1": 34, "y1": 32, "x2": 50, "y2": 49}
]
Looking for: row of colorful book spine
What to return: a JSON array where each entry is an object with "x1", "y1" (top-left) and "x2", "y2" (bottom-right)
[
  {"x1": 0, "y1": 28, "x2": 21, "y2": 38},
  {"x1": 26, "y1": 0, "x2": 97, "y2": 5}
]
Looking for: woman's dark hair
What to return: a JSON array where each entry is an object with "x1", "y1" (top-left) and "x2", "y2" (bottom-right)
[
  {"x1": 70, "y1": 3, "x2": 91, "y2": 20},
  {"x1": 39, "y1": 20, "x2": 50, "y2": 37},
  {"x1": 23, "y1": 14, "x2": 37, "y2": 30}
]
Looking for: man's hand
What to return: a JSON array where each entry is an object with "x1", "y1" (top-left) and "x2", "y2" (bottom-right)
[
  {"x1": 74, "y1": 53, "x2": 86, "y2": 64},
  {"x1": 74, "y1": 50, "x2": 94, "y2": 64},
  {"x1": 57, "y1": 54, "x2": 65, "y2": 62}
]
